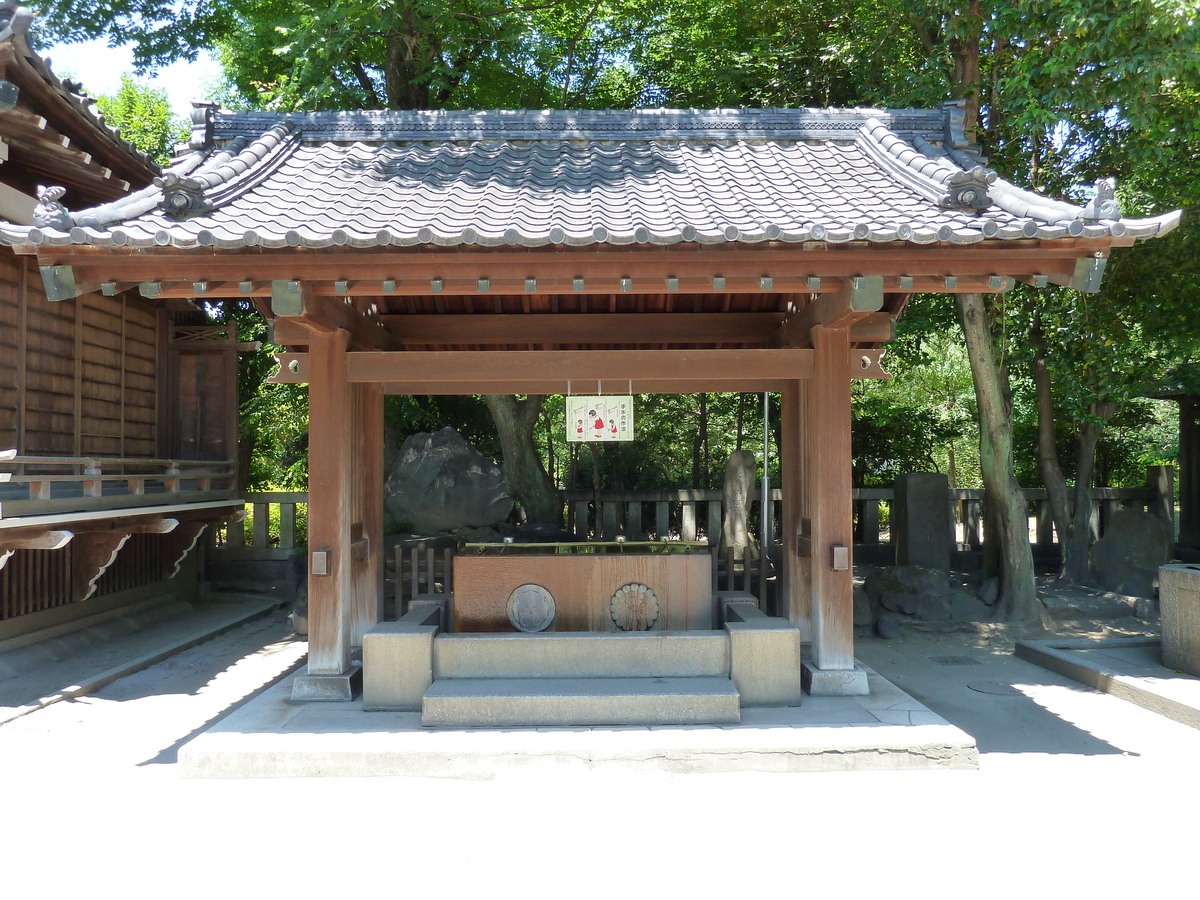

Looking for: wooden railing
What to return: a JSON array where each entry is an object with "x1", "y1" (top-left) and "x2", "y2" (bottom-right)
[
  {"x1": 559, "y1": 488, "x2": 784, "y2": 543},
  {"x1": 212, "y1": 492, "x2": 308, "y2": 550},
  {"x1": 0, "y1": 451, "x2": 235, "y2": 520}
]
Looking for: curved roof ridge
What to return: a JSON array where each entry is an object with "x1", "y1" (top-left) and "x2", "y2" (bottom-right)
[
  {"x1": 857, "y1": 118, "x2": 996, "y2": 212},
  {"x1": 73, "y1": 149, "x2": 208, "y2": 228},
  {"x1": 154, "y1": 123, "x2": 299, "y2": 220},
  {"x1": 988, "y1": 179, "x2": 1083, "y2": 224}
]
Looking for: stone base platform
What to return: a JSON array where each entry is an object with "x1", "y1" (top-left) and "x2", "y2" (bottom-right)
[{"x1": 178, "y1": 662, "x2": 978, "y2": 778}]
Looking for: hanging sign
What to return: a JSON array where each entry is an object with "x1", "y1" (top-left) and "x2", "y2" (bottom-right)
[{"x1": 566, "y1": 395, "x2": 635, "y2": 442}]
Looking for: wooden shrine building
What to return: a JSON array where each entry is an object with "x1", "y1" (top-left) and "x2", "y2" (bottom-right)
[
  {"x1": 0, "y1": 98, "x2": 1178, "y2": 717},
  {"x1": 0, "y1": 6, "x2": 241, "y2": 642}
]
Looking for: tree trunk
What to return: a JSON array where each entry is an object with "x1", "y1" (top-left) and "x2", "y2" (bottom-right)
[
  {"x1": 1062, "y1": 403, "x2": 1117, "y2": 584},
  {"x1": 1031, "y1": 333, "x2": 1072, "y2": 563},
  {"x1": 956, "y1": 292, "x2": 1040, "y2": 622},
  {"x1": 483, "y1": 394, "x2": 559, "y2": 526},
  {"x1": 385, "y1": 24, "x2": 432, "y2": 109}
]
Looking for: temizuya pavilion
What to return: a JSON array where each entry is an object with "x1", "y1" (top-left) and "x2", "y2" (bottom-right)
[{"x1": 2, "y1": 101, "x2": 1178, "y2": 721}]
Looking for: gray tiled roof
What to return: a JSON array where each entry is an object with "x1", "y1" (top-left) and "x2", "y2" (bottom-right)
[
  {"x1": 1, "y1": 6, "x2": 160, "y2": 177},
  {"x1": 3, "y1": 105, "x2": 1179, "y2": 250}
]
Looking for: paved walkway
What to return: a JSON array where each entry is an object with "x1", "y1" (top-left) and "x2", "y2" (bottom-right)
[{"x1": 2, "y1": 610, "x2": 1199, "y2": 898}]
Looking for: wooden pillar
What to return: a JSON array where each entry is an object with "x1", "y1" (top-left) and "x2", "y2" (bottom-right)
[
  {"x1": 780, "y1": 379, "x2": 812, "y2": 640},
  {"x1": 350, "y1": 381, "x2": 385, "y2": 645},
  {"x1": 306, "y1": 328, "x2": 354, "y2": 675},
  {"x1": 806, "y1": 325, "x2": 854, "y2": 670}
]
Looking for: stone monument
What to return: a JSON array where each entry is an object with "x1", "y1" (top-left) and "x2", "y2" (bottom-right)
[{"x1": 720, "y1": 449, "x2": 758, "y2": 558}]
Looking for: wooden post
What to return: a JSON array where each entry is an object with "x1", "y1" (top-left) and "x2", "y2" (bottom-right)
[
  {"x1": 779, "y1": 379, "x2": 812, "y2": 639},
  {"x1": 306, "y1": 328, "x2": 354, "y2": 675},
  {"x1": 806, "y1": 326, "x2": 854, "y2": 670},
  {"x1": 350, "y1": 381, "x2": 384, "y2": 646}
]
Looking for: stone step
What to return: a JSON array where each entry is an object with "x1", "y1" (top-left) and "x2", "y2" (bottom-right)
[
  {"x1": 433, "y1": 631, "x2": 729, "y2": 680},
  {"x1": 421, "y1": 676, "x2": 741, "y2": 727}
]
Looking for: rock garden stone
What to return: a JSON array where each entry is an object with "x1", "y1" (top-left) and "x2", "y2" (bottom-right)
[
  {"x1": 865, "y1": 565, "x2": 952, "y2": 621},
  {"x1": 384, "y1": 427, "x2": 513, "y2": 533}
]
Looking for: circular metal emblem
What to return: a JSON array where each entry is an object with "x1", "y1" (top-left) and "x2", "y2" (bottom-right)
[
  {"x1": 610, "y1": 582, "x2": 661, "y2": 632},
  {"x1": 506, "y1": 583, "x2": 556, "y2": 633}
]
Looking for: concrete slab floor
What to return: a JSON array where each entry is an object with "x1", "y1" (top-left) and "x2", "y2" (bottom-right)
[
  {"x1": 3, "y1": 618, "x2": 1200, "y2": 898},
  {"x1": 178, "y1": 662, "x2": 978, "y2": 777}
]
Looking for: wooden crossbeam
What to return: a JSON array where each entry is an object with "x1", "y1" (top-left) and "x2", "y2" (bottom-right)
[
  {"x1": 39, "y1": 246, "x2": 1090, "y2": 289},
  {"x1": 344, "y1": 348, "x2": 814, "y2": 387},
  {"x1": 775, "y1": 277, "x2": 884, "y2": 348},
  {"x1": 275, "y1": 312, "x2": 786, "y2": 347},
  {"x1": 270, "y1": 280, "x2": 396, "y2": 352}
]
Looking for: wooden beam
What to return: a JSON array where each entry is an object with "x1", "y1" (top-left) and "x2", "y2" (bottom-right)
[
  {"x1": 848, "y1": 312, "x2": 894, "y2": 345},
  {"x1": 0, "y1": 530, "x2": 74, "y2": 553},
  {"x1": 374, "y1": 313, "x2": 784, "y2": 346},
  {"x1": 376, "y1": 378, "x2": 793, "y2": 395},
  {"x1": 275, "y1": 313, "x2": 789, "y2": 347},
  {"x1": 344, "y1": 348, "x2": 814, "y2": 386},
  {"x1": 775, "y1": 276, "x2": 884, "y2": 348},
  {"x1": 45, "y1": 245, "x2": 1091, "y2": 291},
  {"x1": 270, "y1": 280, "x2": 396, "y2": 351}
]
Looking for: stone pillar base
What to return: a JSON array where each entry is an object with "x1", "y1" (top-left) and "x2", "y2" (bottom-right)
[
  {"x1": 291, "y1": 663, "x2": 363, "y2": 702},
  {"x1": 802, "y1": 660, "x2": 869, "y2": 696}
]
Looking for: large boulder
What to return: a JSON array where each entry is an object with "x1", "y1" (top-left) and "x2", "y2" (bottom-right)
[
  {"x1": 384, "y1": 428, "x2": 512, "y2": 533},
  {"x1": 865, "y1": 565, "x2": 952, "y2": 621},
  {"x1": 1090, "y1": 509, "x2": 1173, "y2": 598}
]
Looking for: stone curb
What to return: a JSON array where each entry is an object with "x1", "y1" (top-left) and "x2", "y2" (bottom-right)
[
  {"x1": 1014, "y1": 636, "x2": 1200, "y2": 731},
  {"x1": 0, "y1": 595, "x2": 287, "y2": 728}
]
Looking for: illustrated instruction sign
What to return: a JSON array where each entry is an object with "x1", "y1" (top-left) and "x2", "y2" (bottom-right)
[{"x1": 566, "y1": 396, "x2": 635, "y2": 442}]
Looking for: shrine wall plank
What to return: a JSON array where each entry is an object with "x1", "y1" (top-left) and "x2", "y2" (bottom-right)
[{"x1": 0, "y1": 251, "x2": 160, "y2": 457}]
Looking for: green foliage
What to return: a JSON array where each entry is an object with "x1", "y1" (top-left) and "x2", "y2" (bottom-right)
[{"x1": 92, "y1": 74, "x2": 187, "y2": 165}]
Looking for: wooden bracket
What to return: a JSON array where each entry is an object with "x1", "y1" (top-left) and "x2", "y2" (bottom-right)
[
  {"x1": 851, "y1": 349, "x2": 892, "y2": 380},
  {"x1": 0, "y1": 529, "x2": 74, "y2": 571},
  {"x1": 162, "y1": 520, "x2": 208, "y2": 579},
  {"x1": 269, "y1": 352, "x2": 309, "y2": 384},
  {"x1": 271, "y1": 280, "x2": 397, "y2": 351},
  {"x1": 775, "y1": 276, "x2": 885, "y2": 348},
  {"x1": 72, "y1": 531, "x2": 131, "y2": 602}
]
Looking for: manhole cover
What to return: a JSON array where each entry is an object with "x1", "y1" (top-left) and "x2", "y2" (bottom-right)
[
  {"x1": 931, "y1": 655, "x2": 983, "y2": 666},
  {"x1": 967, "y1": 681, "x2": 1023, "y2": 696}
]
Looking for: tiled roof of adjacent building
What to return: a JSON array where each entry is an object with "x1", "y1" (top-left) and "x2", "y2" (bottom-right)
[{"x1": 3, "y1": 101, "x2": 1179, "y2": 250}]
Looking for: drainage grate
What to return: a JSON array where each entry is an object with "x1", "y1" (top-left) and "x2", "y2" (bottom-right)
[{"x1": 930, "y1": 655, "x2": 984, "y2": 667}]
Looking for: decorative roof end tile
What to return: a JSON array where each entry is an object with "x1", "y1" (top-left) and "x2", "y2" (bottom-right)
[
  {"x1": 156, "y1": 172, "x2": 212, "y2": 217},
  {"x1": 190, "y1": 102, "x2": 218, "y2": 151},
  {"x1": 33, "y1": 185, "x2": 72, "y2": 230},
  {"x1": 938, "y1": 166, "x2": 996, "y2": 211},
  {"x1": 1078, "y1": 177, "x2": 1121, "y2": 222}
]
